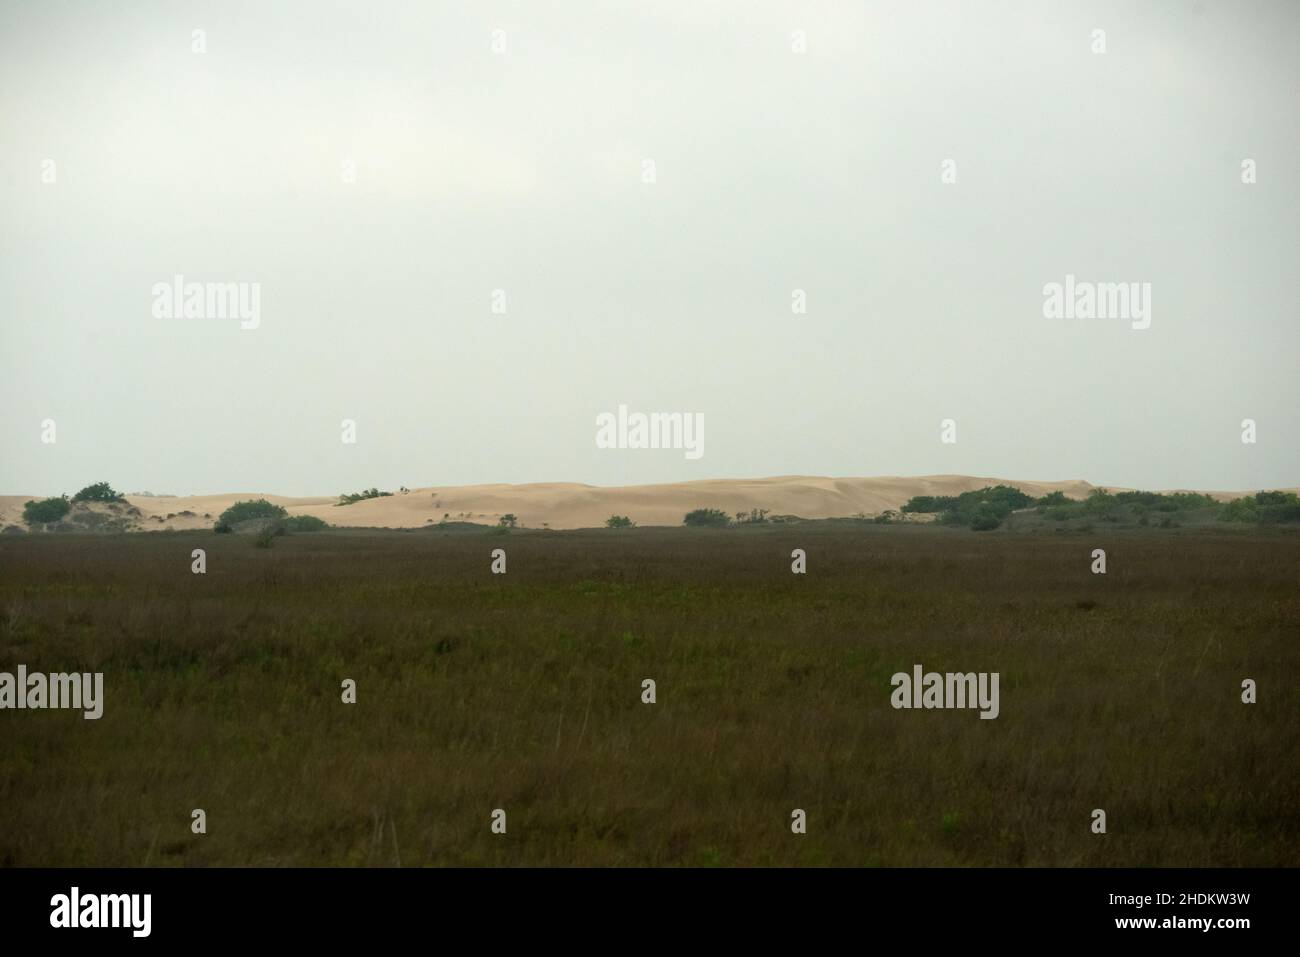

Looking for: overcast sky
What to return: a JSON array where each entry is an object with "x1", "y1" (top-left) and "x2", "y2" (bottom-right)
[{"x1": 2, "y1": 0, "x2": 1296, "y2": 495}]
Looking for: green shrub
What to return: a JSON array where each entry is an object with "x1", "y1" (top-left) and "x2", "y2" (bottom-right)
[
  {"x1": 1112, "y1": 491, "x2": 1163, "y2": 508},
  {"x1": 283, "y1": 515, "x2": 329, "y2": 532},
  {"x1": 1111, "y1": 490, "x2": 1215, "y2": 512},
  {"x1": 214, "y1": 521, "x2": 234, "y2": 534},
  {"x1": 910, "y1": 485, "x2": 1034, "y2": 527},
  {"x1": 1163, "y1": 492, "x2": 1217, "y2": 510},
  {"x1": 605, "y1": 515, "x2": 635, "y2": 528},
  {"x1": 1045, "y1": 504, "x2": 1082, "y2": 522},
  {"x1": 975, "y1": 485, "x2": 1035, "y2": 510},
  {"x1": 1258, "y1": 497, "x2": 1300, "y2": 523},
  {"x1": 1219, "y1": 492, "x2": 1298, "y2": 524},
  {"x1": 1083, "y1": 489, "x2": 1115, "y2": 512},
  {"x1": 684, "y1": 508, "x2": 731, "y2": 527},
  {"x1": 23, "y1": 496, "x2": 71, "y2": 525},
  {"x1": 1254, "y1": 490, "x2": 1295, "y2": 507},
  {"x1": 71, "y1": 482, "x2": 125, "y2": 503},
  {"x1": 1218, "y1": 497, "x2": 1258, "y2": 523},
  {"x1": 336, "y1": 488, "x2": 393, "y2": 506},
  {"x1": 499, "y1": 514, "x2": 518, "y2": 528},
  {"x1": 901, "y1": 495, "x2": 957, "y2": 514},
  {"x1": 254, "y1": 523, "x2": 285, "y2": 548},
  {"x1": 218, "y1": 499, "x2": 288, "y2": 526}
]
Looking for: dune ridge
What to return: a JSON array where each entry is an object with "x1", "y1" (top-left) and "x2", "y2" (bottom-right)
[{"x1": 4, "y1": 475, "x2": 1291, "y2": 532}]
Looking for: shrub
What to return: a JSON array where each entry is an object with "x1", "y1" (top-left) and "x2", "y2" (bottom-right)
[
  {"x1": 1220, "y1": 492, "x2": 1298, "y2": 524},
  {"x1": 909, "y1": 486, "x2": 1034, "y2": 527},
  {"x1": 684, "y1": 508, "x2": 731, "y2": 527},
  {"x1": 283, "y1": 515, "x2": 329, "y2": 532},
  {"x1": 1218, "y1": 497, "x2": 1258, "y2": 523},
  {"x1": 1044, "y1": 505, "x2": 1081, "y2": 522},
  {"x1": 218, "y1": 499, "x2": 288, "y2": 526},
  {"x1": 214, "y1": 521, "x2": 234, "y2": 534},
  {"x1": 1112, "y1": 490, "x2": 1165, "y2": 508},
  {"x1": 499, "y1": 514, "x2": 518, "y2": 528},
  {"x1": 1036, "y1": 489, "x2": 1226, "y2": 525},
  {"x1": 254, "y1": 523, "x2": 285, "y2": 548},
  {"x1": 1083, "y1": 489, "x2": 1115, "y2": 512},
  {"x1": 1254, "y1": 490, "x2": 1294, "y2": 507},
  {"x1": 71, "y1": 482, "x2": 125, "y2": 503},
  {"x1": 1163, "y1": 492, "x2": 1217, "y2": 510},
  {"x1": 901, "y1": 495, "x2": 957, "y2": 514},
  {"x1": 1258, "y1": 499, "x2": 1300, "y2": 524},
  {"x1": 605, "y1": 515, "x2": 635, "y2": 528},
  {"x1": 336, "y1": 488, "x2": 393, "y2": 506},
  {"x1": 976, "y1": 485, "x2": 1035, "y2": 510},
  {"x1": 23, "y1": 496, "x2": 71, "y2": 525}
]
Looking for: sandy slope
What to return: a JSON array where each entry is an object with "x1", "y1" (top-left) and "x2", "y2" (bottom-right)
[{"x1": 4, "y1": 474, "x2": 1287, "y2": 532}]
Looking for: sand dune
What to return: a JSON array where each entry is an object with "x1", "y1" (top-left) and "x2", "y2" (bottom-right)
[{"x1": 4, "y1": 474, "x2": 1290, "y2": 532}]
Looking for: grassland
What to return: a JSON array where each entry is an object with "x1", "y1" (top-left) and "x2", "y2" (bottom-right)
[{"x1": 1, "y1": 523, "x2": 1297, "y2": 866}]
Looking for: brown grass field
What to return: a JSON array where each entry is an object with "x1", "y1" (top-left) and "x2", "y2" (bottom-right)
[{"x1": 1, "y1": 523, "x2": 1297, "y2": 866}]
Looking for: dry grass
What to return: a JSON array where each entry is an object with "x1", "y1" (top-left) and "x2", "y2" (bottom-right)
[{"x1": 1, "y1": 523, "x2": 1297, "y2": 866}]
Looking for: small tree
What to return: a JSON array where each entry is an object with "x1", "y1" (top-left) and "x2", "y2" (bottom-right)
[
  {"x1": 684, "y1": 508, "x2": 730, "y2": 528},
  {"x1": 605, "y1": 515, "x2": 635, "y2": 528},
  {"x1": 1083, "y1": 488, "x2": 1115, "y2": 513},
  {"x1": 1256, "y1": 490, "x2": 1297, "y2": 508},
  {"x1": 499, "y1": 514, "x2": 518, "y2": 528},
  {"x1": 72, "y1": 482, "x2": 125, "y2": 503},
  {"x1": 23, "y1": 496, "x2": 71, "y2": 525},
  {"x1": 969, "y1": 504, "x2": 1002, "y2": 531},
  {"x1": 901, "y1": 495, "x2": 957, "y2": 514},
  {"x1": 283, "y1": 515, "x2": 329, "y2": 532},
  {"x1": 336, "y1": 488, "x2": 393, "y2": 506},
  {"x1": 218, "y1": 499, "x2": 289, "y2": 526},
  {"x1": 254, "y1": 522, "x2": 285, "y2": 548}
]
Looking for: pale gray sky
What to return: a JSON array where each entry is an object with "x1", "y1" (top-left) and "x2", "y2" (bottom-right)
[{"x1": 2, "y1": 0, "x2": 1296, "y2": 495}]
